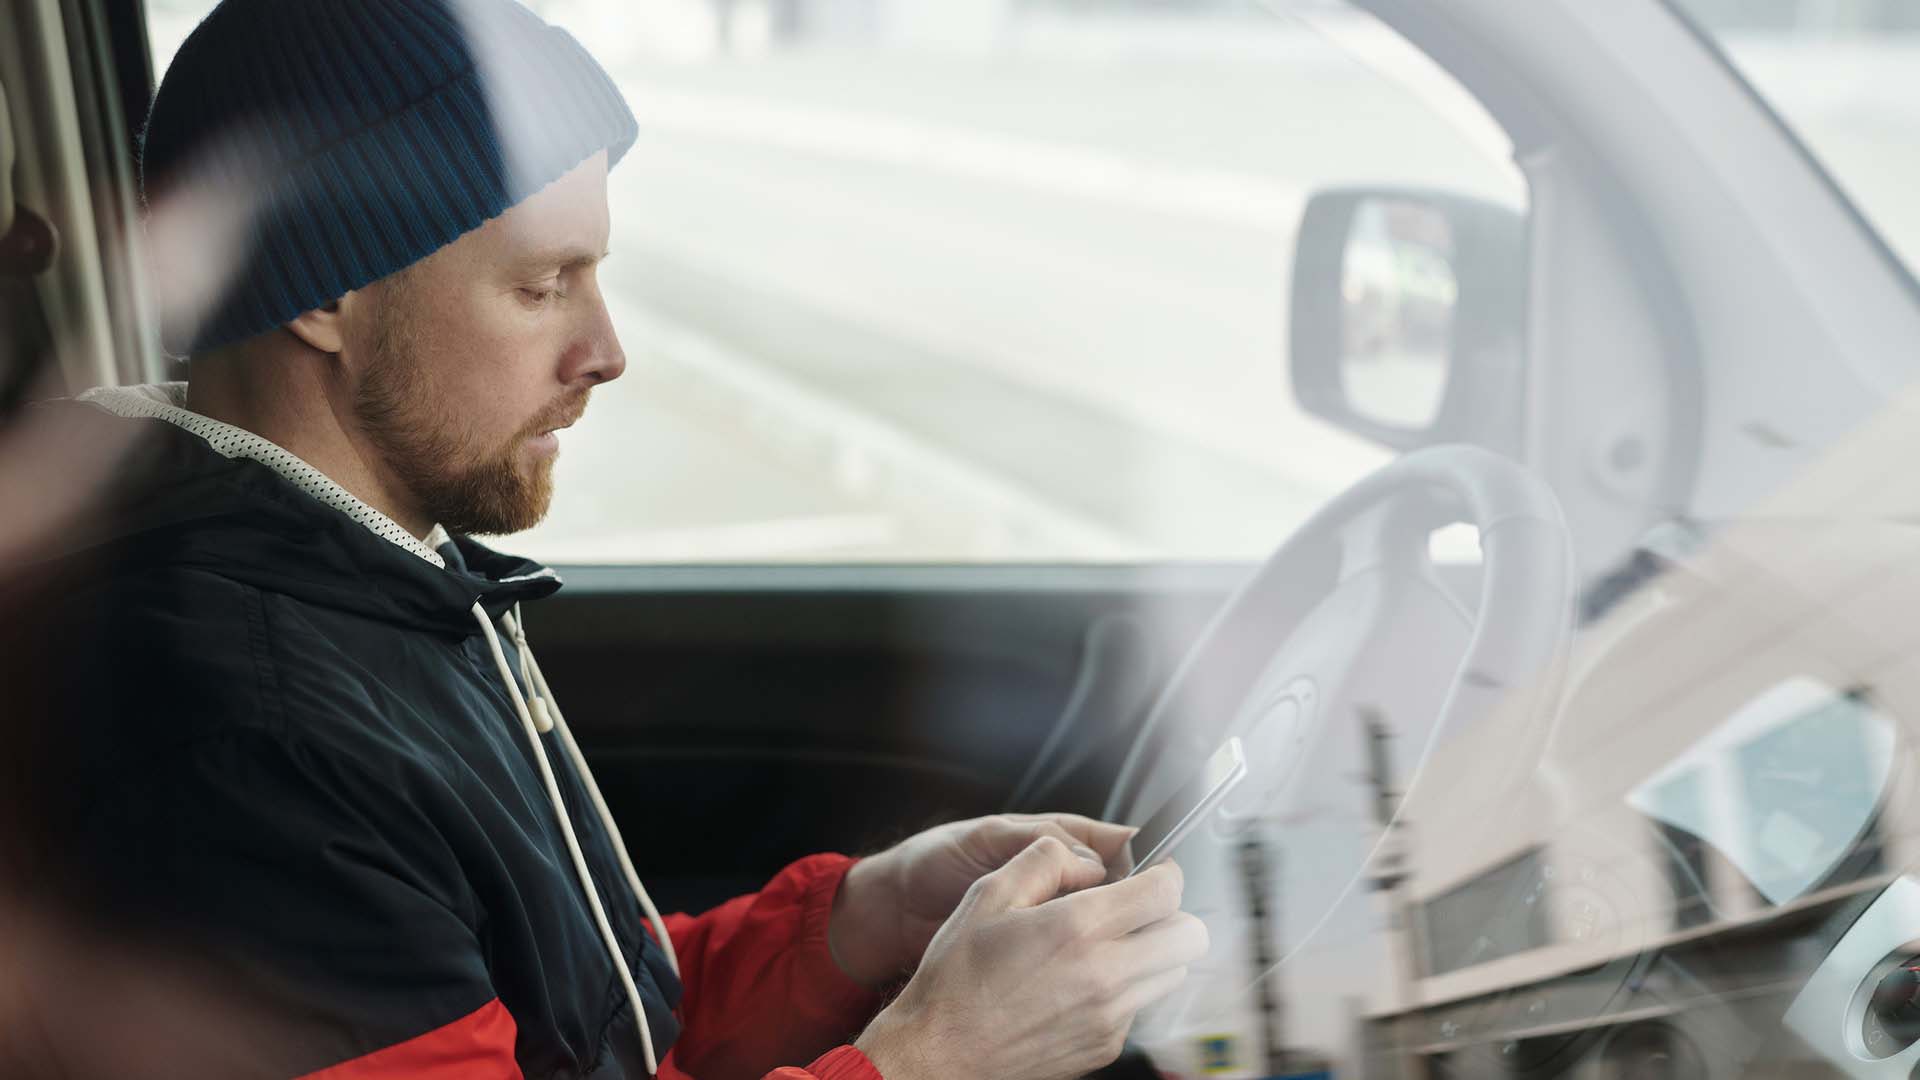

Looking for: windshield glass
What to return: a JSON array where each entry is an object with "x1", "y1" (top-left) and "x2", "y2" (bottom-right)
[
  {"x1": 1668, "y1": 0, "x2": 1920, "y2": 280},
  {"x1": 143, "y1": 0, "x2": 1521, "y2": 563},
  {"x1": 21, "y1": 1, "x2": 1902, "y2": 1079}
]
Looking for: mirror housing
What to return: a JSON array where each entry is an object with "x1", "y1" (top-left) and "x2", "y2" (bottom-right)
[{"x1": 1290, "y1": 187, "x2": 1527, "y2": 453}]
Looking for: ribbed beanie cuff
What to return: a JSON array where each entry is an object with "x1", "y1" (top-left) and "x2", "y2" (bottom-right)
[{"x1": 140, "y1": 0, "x2": 639, "y2": 356}]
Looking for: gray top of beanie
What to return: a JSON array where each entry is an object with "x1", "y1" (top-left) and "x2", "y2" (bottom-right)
[{"x1": 140, "y1": 0, "x2": 639, "y2": 356}]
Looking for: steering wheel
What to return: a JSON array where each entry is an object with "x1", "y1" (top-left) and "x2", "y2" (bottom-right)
[{"x1": 1101, "y1": 444, "x2": 1576, "y2": 999}]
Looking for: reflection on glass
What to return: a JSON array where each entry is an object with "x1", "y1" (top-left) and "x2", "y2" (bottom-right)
[
  {"x1": 1627, "y1": 676, "x2": 1894, "y2": 906},
  {"x1": 1667, "y1": 0, "x2": 1920, "y2": 282},
  {"x1": 1338, "y1": 198, "x2": 1457, "y2": 430},
  {"x1": 1419, "y1": 847, "x2": 1552, "y2": 976},
  {"x1": 1659, "y1": 823, "x2": 1716, "y2": 931}
]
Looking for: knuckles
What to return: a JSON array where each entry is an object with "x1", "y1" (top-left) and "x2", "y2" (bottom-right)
[
  {"x1": 1175, "y1": 912, "x2": 1210, "y2": 961},
  {"x1": 1054, "y1": 902, "x2": 1101, "y2": 944},
  {"x1": 1097, "y1": 1023, "x2": 1130, "y2": 1065},
  {"x1": 1142, "y1": 864, "x2": 1184, "y2": 915},
  {"x1": 1028, "y1": 835, "x2": 1079, "y2": 879},
  {"x1": 966, "y1": 835, "x2": 1079, "y2": 922},
  {"x1": 1096, "y1": 998, "x2": 1136, "y2": 1041},
  {"x1": 1080, "y1": 967, "x2": 1123, "y2": 1006},
  {"x1": 1030, "y1": 835, "x2": 1071, "y2": 861},
  {"x1": 965, "y1": 872, "x2": 1004, "y2": 905}
]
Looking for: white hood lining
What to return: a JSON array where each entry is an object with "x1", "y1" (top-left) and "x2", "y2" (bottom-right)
[{"x1": 79, "y1": 382, "x2": 447, "y2": 570}]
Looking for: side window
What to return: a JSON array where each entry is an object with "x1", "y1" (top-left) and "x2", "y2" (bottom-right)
[{"x1": 147, "y1": 0, "x2": 1524, "y2": 564}]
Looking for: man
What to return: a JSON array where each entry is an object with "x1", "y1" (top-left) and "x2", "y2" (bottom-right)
[{"x1": 9, "y1": 0, "x2": 1205, "y2": 1077}]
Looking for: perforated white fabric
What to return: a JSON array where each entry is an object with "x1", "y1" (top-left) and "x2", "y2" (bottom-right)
[{"x1": 79, "y1": 382, "x2": 447, "y2": 569}]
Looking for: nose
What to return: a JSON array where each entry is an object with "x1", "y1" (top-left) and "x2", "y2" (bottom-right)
[
  {"x1": 586, "y1": 335, "x2": 627, "y2": 387},
  {"x1": 567, "y1": 288, "x2": 627, "y2": 386}
]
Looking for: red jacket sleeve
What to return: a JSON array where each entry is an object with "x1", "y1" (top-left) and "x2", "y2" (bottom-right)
[{"x1": 656, "y1": 854, "x2": 888, "y2": 1080}]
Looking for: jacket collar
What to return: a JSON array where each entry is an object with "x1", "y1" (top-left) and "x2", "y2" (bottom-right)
[
  {"x1": 62, "y1": 385, "x2": 562, "y2": 636},
  {"x1": 79, "y1": 383, "x2": 452, "y2": 569}
]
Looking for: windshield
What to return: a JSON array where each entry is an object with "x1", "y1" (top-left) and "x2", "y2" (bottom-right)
[
  {"x1": 142, "y1": 0, "x2": 1521, "y2": 563},
  {"x1": 8, "y1": 0, "x2": 1914, "y2": 1075},
  {"x1": 1667, "y1": 0, "x2": 1920, "y2": 281}
]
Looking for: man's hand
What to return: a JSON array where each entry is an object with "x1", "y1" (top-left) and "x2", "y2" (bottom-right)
[
  {"x1": 854, "y1": 839, "x2": 1207, "y2": 1080},
  {"x1": 829, "y1": 814, "x2": 1135, "y2": 987}
]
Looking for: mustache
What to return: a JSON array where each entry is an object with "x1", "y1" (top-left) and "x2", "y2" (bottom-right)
[{"x1": 520, "y1": 389, "x2": 591, "y2": 439}]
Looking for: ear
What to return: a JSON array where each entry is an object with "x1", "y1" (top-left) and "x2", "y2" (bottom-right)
[{"x1": 285, "y1": 299, "x2": 345, "y2": 354}]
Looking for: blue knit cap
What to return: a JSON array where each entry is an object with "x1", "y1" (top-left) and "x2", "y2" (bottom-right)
[{"x1": 140, "y1": 0, "x2": 639, "y2": 356}]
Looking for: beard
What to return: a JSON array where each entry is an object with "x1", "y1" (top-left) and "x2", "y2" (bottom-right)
[{"x1": 355, "y1": 303, "x2": 586, "y2": 538}]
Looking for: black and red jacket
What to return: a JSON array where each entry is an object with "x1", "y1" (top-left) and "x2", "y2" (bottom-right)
[{"x1": 14, "y1": 388, "x2": 888, "y2": 1079}]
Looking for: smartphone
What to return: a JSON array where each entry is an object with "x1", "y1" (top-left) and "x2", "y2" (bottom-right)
[{"x1": 1115, "y1": 736, "x2": 1248, "y2": 881}]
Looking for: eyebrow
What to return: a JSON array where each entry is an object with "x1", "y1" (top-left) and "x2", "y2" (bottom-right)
[{"x1": 508, "y1": 247, "x2": 610, "y2": 276}]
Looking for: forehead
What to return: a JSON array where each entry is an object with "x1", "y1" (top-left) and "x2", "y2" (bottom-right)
[{"x1": 437, "y1": 150, "x2": 611, "y2": 276}]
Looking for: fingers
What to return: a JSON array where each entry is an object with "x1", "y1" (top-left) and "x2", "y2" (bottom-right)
[
  {"x1": 976, "y1": 836, "x2": 1110, "y2": 912},
  {"x1": 976, "y1": 817, "x2": 1109, "y2": 878},
  {"x1": 1111, "y1": 963, "x2": 1190, "y2": 1018},
  {"x1": 1048, "y1": 861, "x2": 1185, "y2": 941},
  {"x1": 1002, "y1": 813, "x2": 1136, "y2": 866},
  {"x1": 1110, "y1": 911, "x2": 1210, "y2": 981}
]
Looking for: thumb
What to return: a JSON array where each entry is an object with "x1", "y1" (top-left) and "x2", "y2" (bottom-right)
[
  {"x1": 977, "y1": 818, "x2": 1109, "y2": 877},
  {"x1": 976, "y1": 836, "x2": 1108, "y2": 912}
]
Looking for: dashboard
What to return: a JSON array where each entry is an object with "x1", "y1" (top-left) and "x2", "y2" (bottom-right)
[{"x1": 1788, "y1": 878, "x2": 1920, "y2": 1076}]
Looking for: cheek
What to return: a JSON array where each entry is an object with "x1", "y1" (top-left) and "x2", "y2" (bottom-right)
[{"x1": 426, "y1": 306, "x2": 556, "y2": 444}]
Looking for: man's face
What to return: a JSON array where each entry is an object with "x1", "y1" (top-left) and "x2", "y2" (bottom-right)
[{"x1": 348, "y1": 152, "x2": 624, "y2": 537}]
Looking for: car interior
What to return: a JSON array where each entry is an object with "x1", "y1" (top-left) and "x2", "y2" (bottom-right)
[{"x1": 11, "y1": 0, "x2": 1920, "y2": 1078}]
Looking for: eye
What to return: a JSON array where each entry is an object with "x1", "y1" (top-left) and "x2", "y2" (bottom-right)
[{"x1": 518, "y1": 284, "x2": 561, "y2": 308}]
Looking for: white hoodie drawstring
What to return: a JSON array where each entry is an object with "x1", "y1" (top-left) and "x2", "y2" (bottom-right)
[
  {"x1": 503, "y1": 604, "x2": 682, "y2": 979},
  {"x1": 471, "y1": 601, "x2": 676, "y2": 1076}
]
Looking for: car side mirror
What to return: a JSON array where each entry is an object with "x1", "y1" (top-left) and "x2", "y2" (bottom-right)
[{"x1": 1290, "y1": 188, "x2": 1527, "y2": 453}]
